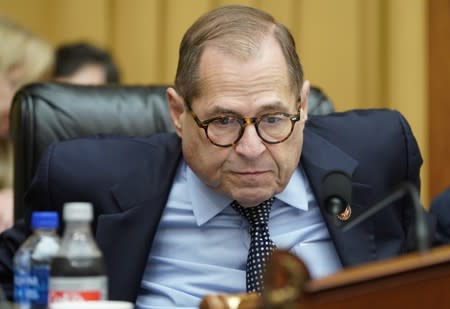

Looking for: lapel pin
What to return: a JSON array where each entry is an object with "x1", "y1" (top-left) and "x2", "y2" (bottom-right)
[{"x1": 337, "y1": 205, "x2": 352, "y2": 221}]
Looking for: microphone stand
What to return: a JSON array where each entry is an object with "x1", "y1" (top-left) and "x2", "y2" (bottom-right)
[{"x1": 341, "y1": 182, "x2": 430, "y2": 253}]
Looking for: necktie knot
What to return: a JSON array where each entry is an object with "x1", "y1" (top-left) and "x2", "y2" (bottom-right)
[{"x1": 231, "y1": 197, "x2": 274, "y2": 227}]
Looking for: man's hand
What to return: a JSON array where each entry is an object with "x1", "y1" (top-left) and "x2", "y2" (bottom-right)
[{"x1": 0, "y1": 188, "x2": 13, "y2": 232}]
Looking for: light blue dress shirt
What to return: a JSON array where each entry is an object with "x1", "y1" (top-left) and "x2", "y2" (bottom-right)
[{"x1": 136, "y1": 160, "x2": 342, "y2": 309}]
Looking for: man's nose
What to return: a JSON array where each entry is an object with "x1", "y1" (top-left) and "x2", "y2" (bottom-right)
[{"x1": 234, "y1": 123, "x2": 266, "y2": 157}]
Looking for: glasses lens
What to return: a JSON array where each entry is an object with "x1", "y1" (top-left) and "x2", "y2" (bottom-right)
[
  {"x1": 207, "y1": 116, "x2": 242, "y2": 146},
  {"x1": 258, "y1": 114, "x2": 293, "y2": 143}
]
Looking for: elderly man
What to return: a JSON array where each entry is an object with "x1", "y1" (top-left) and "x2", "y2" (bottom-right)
[{"x1": 0, "y1": 5, "x2": 438, "y2": 309}]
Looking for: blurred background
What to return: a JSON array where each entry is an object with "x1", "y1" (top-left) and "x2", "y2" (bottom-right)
[{"x1": 1, "y1": 0, "x2": 449, "y2": 206}]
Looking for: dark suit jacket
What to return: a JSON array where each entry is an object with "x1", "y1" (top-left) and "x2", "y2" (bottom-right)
[
  {"x1": 0, "y1": 109, "x2": 432, "y2": 302},
  {"x1": 430, "y1": 187, "x2": 450, "y2": 244}
]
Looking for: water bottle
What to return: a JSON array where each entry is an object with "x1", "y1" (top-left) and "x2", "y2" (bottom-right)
[
  {"x1": 49, "y1": 202, "x2": 108, "y2": 303},
  {"x1": 14, "y1": 211, "x2": 60, "y2": 309}
]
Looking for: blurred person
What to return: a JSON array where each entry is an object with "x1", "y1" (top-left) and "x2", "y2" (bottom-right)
[
  {"x1": 0, "y1": 16, "x2": 53, "y2": 231},
  {"x1": 52, "y1": 42, "x2": 120, "y2": 85}
]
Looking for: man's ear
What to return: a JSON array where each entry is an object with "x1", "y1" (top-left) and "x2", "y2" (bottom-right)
[
  {"x1": 300, "y1": 80, "x2": 310, "y2": 121},
  {"x1": 167, "y1": 87, "x2": 185, "y2": 137}
]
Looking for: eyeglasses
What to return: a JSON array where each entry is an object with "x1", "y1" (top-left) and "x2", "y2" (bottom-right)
[{"x1": 186, "y1": 102, "x2": 304, "y2": 147}]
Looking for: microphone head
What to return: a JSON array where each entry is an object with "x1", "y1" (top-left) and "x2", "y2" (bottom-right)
[{"x1": 321, "y1": 171, "x2": 352, "y2": 215}]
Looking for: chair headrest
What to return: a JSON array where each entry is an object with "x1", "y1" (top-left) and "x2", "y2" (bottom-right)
[{"x1": 10, "y1": 82, "x2": 174, "y2": 160}]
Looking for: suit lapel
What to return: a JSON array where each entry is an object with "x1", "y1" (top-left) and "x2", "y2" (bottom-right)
[
  {"x1": 95, "y1": 135, "x2": 182, "y2": 301},
  {"x1": 301, "y1": 128, "x2": 376, "y2": 267}
]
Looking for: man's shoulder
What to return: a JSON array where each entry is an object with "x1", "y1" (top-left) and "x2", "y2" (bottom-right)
[
  {"x1": 304, "y1": 108, "x2": 421, "y2": 187},
  {"x1": 307, "y1": 108, "x2": 402, "y2": 129},
  {"x1": 306, "y1": 108, "x2": 408, "y2": 140},
  {"x1": 51, "y1": 132, "x2": 180, "y2": 156},
  {"x1": 44, "y1": 132, "x2": 182, "y2": 174},
  {"x1": 38, "y1": 132, "x2": 182, "y2": 193}
]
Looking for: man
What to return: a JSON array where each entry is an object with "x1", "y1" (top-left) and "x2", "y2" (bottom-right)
[
  {"x1": 0, "y1": 5, "x2": 437, "y2": 308},
  {"x1": 51, "y1": 42, "x2": 120, "y2": 85}
]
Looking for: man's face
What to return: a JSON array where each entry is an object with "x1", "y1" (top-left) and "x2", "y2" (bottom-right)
[
  {"x1": 54, "y1": 63, "x2": 107, "y2": 85},
  {"x1": 169, "y1": 36, "x2": 309, "y2": 207}
]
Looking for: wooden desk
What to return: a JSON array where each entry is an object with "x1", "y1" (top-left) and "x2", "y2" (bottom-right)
[{"x1": 201, "y1": 245, "x2": 450, "y2": 309}]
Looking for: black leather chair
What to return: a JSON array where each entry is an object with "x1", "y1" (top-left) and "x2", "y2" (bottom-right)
[
  {"x1": 10, "y1": 83, "x2": 174, "y2": 220},
  {"x1": 308, "y1": 86, "x2": 334, "y2": 116},
  {"x1": 10, "y1": 82, "x2": 334, "y2": 220}
]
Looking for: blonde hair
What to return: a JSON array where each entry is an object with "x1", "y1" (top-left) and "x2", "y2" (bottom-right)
[{"x1": 0, "y1": 16, "x2": 53, "y2": 86}]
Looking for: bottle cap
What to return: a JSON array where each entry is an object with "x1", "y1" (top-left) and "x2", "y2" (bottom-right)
[
  {"x1": 31, "y1": 211, "x2": 59, "y2": 229},
  {"x1": 63, "y1": 202, "x2": 93, "y2": 221}
]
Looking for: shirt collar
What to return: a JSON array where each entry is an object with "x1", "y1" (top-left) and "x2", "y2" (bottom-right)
[
  {"x1": 276, "y1": 167, "x2": 309, "y2": 212},
  {"x1": 186, "y1": 162, "x2": 309, "y2": 226}
]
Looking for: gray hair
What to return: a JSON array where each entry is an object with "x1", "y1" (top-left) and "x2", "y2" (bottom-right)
[{"x1": 174, "y1": 5, "x2": 303, "y2": 106}]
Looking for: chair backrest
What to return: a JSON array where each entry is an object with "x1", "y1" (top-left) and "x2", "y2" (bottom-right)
[
  {"x1": 10, "y1": 82, "x2": 174, "y2": 220},
  {"x1": 10, "y1": 82, "x2": 334, "y2": 220},
  {"x1": 308, "y1": 86, "x2": 335, "y2": 116}
]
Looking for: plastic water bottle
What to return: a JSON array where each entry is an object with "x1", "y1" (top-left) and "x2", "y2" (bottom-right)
[
  {"x1": 49, "y1": 202, "x2": 108, "y2": 303},
  {"x1": 14, "y1": 211, "x2": 60, "y2": 309}
]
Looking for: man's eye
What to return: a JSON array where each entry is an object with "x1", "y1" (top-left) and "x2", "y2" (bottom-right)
[
  {"x1": 262, "y1": 115, "x2": 284, "y2": 124},
  {"x1": 214, "y1": 117, "x2": 237, "y2": 126}
]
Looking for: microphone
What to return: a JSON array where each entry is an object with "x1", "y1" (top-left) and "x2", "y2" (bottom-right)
[
  {"x1": 321, "y1": 171, "x2": 430, "y2": 253},
  {"x1": 321, "y1": 171, "x2": 352, "y2": 216}
]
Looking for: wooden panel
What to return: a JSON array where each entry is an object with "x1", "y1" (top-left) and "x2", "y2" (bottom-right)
[
  {"x1": 428, "y1": 0, "x2": 450, "y2": 199},
  {"x1": 0, "y1": 0, "x2": 50, "y2": 37},
  {"x1": 298, "y1": 0, "x2": 363, "y2": 111},
  {"x1": 46, "y1": 0, "x2": 109, "y2": 47},
  {"x1": 387, "y1": 0, "x2": 428, "y2": 205},
  {"x1": 111, "y1": 0, "x2": 165, "y2": 84}
]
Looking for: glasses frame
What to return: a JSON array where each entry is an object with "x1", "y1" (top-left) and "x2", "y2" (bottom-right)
[{"x1": 185, "y1": 100, "x2": 304, "y2": 147}]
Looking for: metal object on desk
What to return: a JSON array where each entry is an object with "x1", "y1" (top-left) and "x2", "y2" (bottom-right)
[
  {"x1": 199, "y1": 250, "x2": 310, "y2": 309},
  {"x1": 200, "y1": 293, "x2": 264, "y2": 309},
  {"x1": 264, "y1": 250, "x2": 311, "y2": 309}
]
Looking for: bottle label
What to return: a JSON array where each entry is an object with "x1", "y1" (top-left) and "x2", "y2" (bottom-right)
[
  {"x1": 49, "y1": 276, "x2": 107, "y2": 303},
  {"x1": 14, "y1": 265, "x2": 51, "y2": 306},
  {"x1": 31, "y1": 265, "x2": 51, "y2": 305},
  {"x1": 14, "y1": 267, "x2": 32, "y2": 305}
]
